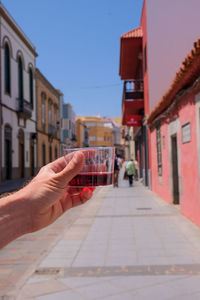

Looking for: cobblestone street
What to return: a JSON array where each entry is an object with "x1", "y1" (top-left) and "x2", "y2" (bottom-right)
[{"x1": 1, "y1": 171, "x2": 200, "y2": 299}]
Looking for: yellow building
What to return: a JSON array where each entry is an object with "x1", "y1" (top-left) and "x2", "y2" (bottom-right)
[
  {"x1": 76, "y1": 116, "x2": 113, "y2": 147},
  {"x1": 36, "y1": 69, "x2": 61, "y2": 170},
  {"x1": 76, "y1": 117, "x2": 89, "y2": 148}
]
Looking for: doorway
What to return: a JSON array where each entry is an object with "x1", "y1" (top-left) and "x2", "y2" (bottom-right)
[
  {"x1": 30, "y1": 138, "x2": 34, "y2": 177},
  {"x1": 5, "y1": 125, "x2": 12, "y2": 180},
  {"x1": 18, "y1": 129, "x2": 24, "y2": 178},
  {"x1": 171, "y1": 135, "x2": 180, "y2": 204}
]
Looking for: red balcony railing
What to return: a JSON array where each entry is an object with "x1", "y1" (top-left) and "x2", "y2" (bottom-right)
[{"x1": 123, "y1": 80, "x2": 144, "y2": 101}]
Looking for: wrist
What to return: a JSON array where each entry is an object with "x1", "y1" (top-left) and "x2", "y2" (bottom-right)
[{"x1": 0, "y1": 188, "x2": 31, "y2": 248}]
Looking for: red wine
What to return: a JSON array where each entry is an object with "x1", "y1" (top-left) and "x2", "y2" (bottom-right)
[{"x1": 69, "y1": 172, "x2": 113, "y2": 187}]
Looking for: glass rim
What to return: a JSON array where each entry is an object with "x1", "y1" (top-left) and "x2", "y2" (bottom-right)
[{"x1": 63, "y1": 146, "x2": 115, "y2": 151}]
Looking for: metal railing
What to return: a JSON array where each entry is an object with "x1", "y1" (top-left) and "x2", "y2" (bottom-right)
[{"x1": 16, "y1": 98, "x2": 32, "y2": 119}]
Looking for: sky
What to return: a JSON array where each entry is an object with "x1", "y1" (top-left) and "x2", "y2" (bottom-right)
[{"x1": 3, "y1": 0, "x2": 143, "y2": 118}]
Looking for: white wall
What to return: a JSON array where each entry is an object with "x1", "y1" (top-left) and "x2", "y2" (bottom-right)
[
  {"x1": 1, "y1": 13, "x2": 37, "y2": 171},
  {"x1": 146, "y1": 0, "x2": 200, "y2": 111}
]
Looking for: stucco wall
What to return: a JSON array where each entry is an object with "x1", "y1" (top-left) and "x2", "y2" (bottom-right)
[
  {"x1": 146, "y1": 0, "x2": 200, "y2": 111},
  {"x1": 150, "y1": 91, "x2": 200, "y2": 226},
  {"x1": 1, "y1": 11, "x2": 37, "y2": 179}
]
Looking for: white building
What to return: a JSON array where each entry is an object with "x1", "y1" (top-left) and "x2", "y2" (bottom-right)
[
  {"x1": 102, "y1": 117, "x2": 123, "y2": 156},
  {"x1": 0, "y1": 3, "x2": 37, "y2": 181}
]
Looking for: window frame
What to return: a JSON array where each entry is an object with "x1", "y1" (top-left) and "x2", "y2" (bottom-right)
[
  {"x1": 18, "y1": 56, "x2": 23, "y2": 100},
  {"x1": 156, "y1": 123, "x2": 162, "y2": 176},
  {"x1": 4, "y1": 42, "x2": 11, "y2": 95},
  {"x1": 29, "y1": 67, "x2": 33, "y2": 107}
]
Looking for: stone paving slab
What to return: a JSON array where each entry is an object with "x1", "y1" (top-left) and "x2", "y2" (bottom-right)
[
  {"x1": 2, "y1": 170, "x2": 200, "y2": 299},
  {"x1": 0, "y1": 187, "x2": 105, "y2": 298}
]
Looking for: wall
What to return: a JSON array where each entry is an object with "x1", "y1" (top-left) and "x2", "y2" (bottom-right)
[
  {"x1": 1, "y1": 13, "x2": 37, "y2": 179},
  {"x1": 150, "y1": 91, "x2": 200, "y2": 226},
  {"x1": 36, "y1": 70, "x2": 60, "y2": 170},
  {"x1": 146, "y1": 0, "x2": 200, "y2": 111}
]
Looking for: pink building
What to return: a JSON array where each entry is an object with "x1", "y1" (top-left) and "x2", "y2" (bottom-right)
[
  {"x1": 119, "y1": 0, "x2": 200, "y2": 189},
  {"x1": 147, "y1": 39, "x2": 200, "y2": 226}
]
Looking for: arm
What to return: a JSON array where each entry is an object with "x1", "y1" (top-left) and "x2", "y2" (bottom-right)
[
  {"x1": 0, "y1": 151, "x2": 94, "y2": 249},
  {"x1": 0, "y1": 190, "x2": 30, "y2": 248}
]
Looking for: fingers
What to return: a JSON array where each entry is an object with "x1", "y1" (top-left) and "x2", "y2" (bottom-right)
[
  {"x1": 71, "y1": 187, "x2": 94, "y2": 207},
  {"x1": 67, "y1": 187, "x2": 84, "y2": 195},
  {"x1": 54, "y1": 151, "x2": 85, "y2": 185}
]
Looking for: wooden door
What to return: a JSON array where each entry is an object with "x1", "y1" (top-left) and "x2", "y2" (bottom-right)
[
  {"x1": 171, "y1": 135, "x2": 179, "y2": 204},
  {"x1": 18, "y1": 129, "x2": 24, "y2": 178}
]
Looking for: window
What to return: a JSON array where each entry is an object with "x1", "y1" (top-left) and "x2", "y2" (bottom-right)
[
  {"x1": 85, "y1": 122, "x2": 96, "y2": 127},
  {"x1": 18, "y1": 56, "x2": 23, "y2": 99},
  {"x1": 156, "y1": 123, "x2": 162, "y2": 176},
  {"x1": 54, "y1": 108, "x2": 57, "y2": 127},
  {"x1": 29, "y1": 68, "x2": 33, "y2": 107},
  {"x1": 49, "y1": 145, "x2": 52, "y2": 162},
  {"x1": 63, "y1": 129, "x2": 69, "y2": 138},
  {"x1": 4, "y1": 43, "x2": 11, "y2": 94},
  {"x1": 41, "y1": 93, "x2": 46, "y2": 131},
  {"x1": 42, "y1": 144, "x2": 46, "y2": 166},
  {"x1": 55, "y1": 146, "x2": 58, "y2": 159},
  {"x1": 48, "y1": 105, "x2": 52, "y2": 124},
  {"x1": 42, "y1": 101, "x2": 45, "y2": 131}
]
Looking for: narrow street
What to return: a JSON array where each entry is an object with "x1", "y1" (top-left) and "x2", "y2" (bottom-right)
[{"x1": 2, "y1": 169, "x2": 200, "y2": 300}]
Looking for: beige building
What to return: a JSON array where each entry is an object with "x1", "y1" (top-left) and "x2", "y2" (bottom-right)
[
  {"x1": 76, "y1": 116, "x2": 113, "y2": 147},
  {"x1": 76, "y1": 117, "x2": 89, "y2": 148},
  {"x1": 36, "y1": 69, "x2": 61, "y2": 169}
]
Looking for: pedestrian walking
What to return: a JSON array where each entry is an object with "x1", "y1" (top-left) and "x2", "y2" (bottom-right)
[
  {"x1": 114, "y1": 156, "x2": 120, "y2": 187},
  {"x1": 125, "y1": 159, "x2": 135, "y2": 187}
]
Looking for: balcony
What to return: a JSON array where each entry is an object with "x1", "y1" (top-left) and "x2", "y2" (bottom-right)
[
  {"x1": 121, "y1": 80, "x2": 144, "y2": 126},
  {"x1": 123, "y1": 80, "x2": 144, "y2": 100},
  {"x1": 16, "y1": 98, "x2": 32, "y2": 119}
]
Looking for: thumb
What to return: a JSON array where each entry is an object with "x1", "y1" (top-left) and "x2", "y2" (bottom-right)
[{"x1": 55, "y1": 151, "x2": 85, "y2": 185}]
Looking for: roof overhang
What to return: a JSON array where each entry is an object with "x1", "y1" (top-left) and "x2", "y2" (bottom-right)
[
  {"x1": 147, "y1": 38, "x2": 200, "y2": 125},
  {"x1": 119, "y1": 28, "x2": 143, "y2": 80}
]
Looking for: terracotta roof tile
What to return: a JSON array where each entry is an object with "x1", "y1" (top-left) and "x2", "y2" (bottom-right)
[
  {"x1": 147, "y1": 38, "x2": 200, "y2": 124},
  {"x1": 121, "y1": 27, "x2": 143, "y2": 39}
]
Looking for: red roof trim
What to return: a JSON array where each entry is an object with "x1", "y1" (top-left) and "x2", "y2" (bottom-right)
[
  {"x1": 121, "y1": 27, "x2": 143, "y2": 39},
  {"x1": 147, "y1": 38, "x2": 200, "y2": 124}
]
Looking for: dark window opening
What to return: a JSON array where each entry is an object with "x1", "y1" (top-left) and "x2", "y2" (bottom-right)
[
  {"x1": 29, "y1": 68, "x2": 33, "y2": 107},
  {"x1": 42, "y1": 144, "x2": 46, "y2": 166},
  {"x1": 5, "y1": 43, "x2": 11, "y2": 94},
  {"x1": 156, "y1": 123, "x2": 162, "y2": 176},
  {"x1": 18, "y1": 56, "x2": 23, "y2": 99}
]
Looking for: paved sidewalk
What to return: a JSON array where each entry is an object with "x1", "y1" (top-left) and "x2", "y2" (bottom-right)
[{"x1": 2, "y1": 174, "x2": 200, "y2": 299}]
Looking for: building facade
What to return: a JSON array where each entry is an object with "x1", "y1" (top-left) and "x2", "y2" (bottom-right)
[
  {"x1": 147, "y1": 39, "x2": 200, "y2": 227},
  {"x1": 119, "y1": 0, "x2": 200, "y2": 187},
  {"x1": 76, "y1": 116, "x2": 113, "y2": 147},
  {"x1": 76, "y1": 117, "x2": 89, "y2": 148},
  {"x1": 60, "y1": 103, "x2": 76, "y2": 153},
  {"x1": 35, "y1": 69, "x2": 60, "y2": 170},
  {"x1": 0, "y1": 3, "x2": 37, "y2": 181}
]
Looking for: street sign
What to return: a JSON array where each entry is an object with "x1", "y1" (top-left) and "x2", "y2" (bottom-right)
[{"x1": 126, "y1": 114, "x2": 142, "y2": 127}]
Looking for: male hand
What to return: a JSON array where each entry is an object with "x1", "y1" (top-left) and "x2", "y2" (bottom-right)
[{"x1": 21, "y1": 151, "x2": 94, "y2": 233}]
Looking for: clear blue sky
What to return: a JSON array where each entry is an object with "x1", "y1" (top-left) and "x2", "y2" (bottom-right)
[{"x1": 3, "y1": 0, "x2": 143, "y2": 118}]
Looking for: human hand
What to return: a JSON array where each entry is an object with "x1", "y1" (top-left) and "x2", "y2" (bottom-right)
[{"x1": 20, "y1": 151, "x2": 94, "y2": 233}]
